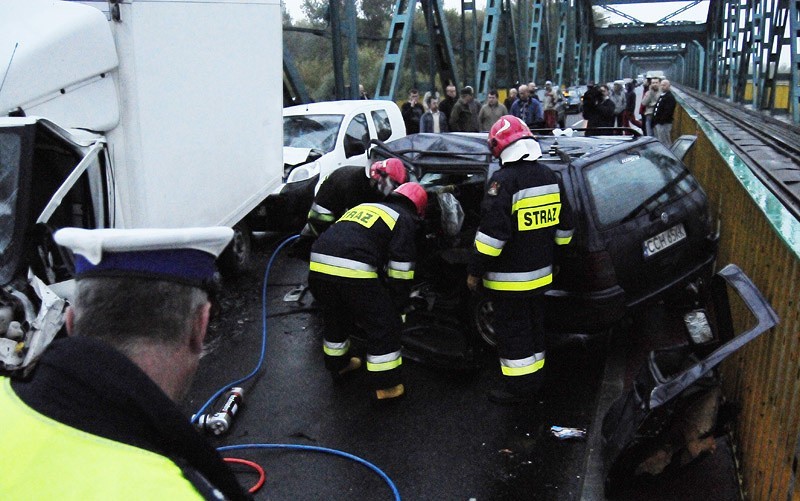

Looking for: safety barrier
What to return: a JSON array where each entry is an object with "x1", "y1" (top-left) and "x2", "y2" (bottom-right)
[{"x1": 673, "y1": 94, "x2": 800, "y2": 500}]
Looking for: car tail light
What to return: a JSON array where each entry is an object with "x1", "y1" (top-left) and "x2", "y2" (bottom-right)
[{"x1": 585, "y1": 250, "x2": 618, "y2": 290}]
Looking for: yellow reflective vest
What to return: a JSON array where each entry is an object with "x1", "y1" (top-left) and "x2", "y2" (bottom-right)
[{"x1": 0, "y1": 378, "x2": 205, "y2": 500}]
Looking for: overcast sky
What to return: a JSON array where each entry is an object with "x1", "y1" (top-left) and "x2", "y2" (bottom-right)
[{"x1": 281, "y1": 1, "x2": 710, "y2": 25}]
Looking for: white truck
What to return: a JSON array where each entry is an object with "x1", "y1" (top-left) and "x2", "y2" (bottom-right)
[{"x1": 0, "y1": 0, "x2": 283, "y2": 371}]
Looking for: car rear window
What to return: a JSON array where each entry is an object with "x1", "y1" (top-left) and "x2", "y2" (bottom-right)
[{"x1": 583, "y1": 142, "x2": 697, "y2": 227}]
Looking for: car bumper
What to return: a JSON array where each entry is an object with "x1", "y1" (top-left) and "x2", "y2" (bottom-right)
[{"x1": 544, "y1": 285, "x2": 627, "y2": 334}]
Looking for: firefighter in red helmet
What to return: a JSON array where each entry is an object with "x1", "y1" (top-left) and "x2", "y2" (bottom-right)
[
  {"x1": 468, "y1": 115, "x2": 575, "y2": 405},
  {"x1": 302, "y1": 158, "x2": 409, "y2": 239},
  {"x1": 308, "y1": 182, "x2": 427, "y2": 401}
]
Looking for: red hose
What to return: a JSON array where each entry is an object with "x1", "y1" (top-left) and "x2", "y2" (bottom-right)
[{"x1": 223, "y1": 457, "x2": 266, "y2": 494}]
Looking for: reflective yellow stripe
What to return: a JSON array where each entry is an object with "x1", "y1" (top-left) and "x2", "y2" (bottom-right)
[
  {"x1": 474, "y1": 231, "x2": 505, "y2": 256},
  {"x1": 323, "y1": 339, "x2": 350, "y2": 356},
  {"x1": 475, "y1": 240, "x2": 502, "y2": 257},
  {"x1": 500, "y1": 357, "x2": 545, "y2": 376},
  {"x1": 310, "y1": 261, "x2": 378, "y2": 279},
  {"x1": 309, "y1": 212, "x2": 336, "y2": 222},
  {"x1": 483, "y1": 273, "x2": 552, "y2": 291},
  {"x1": 511, "y1": 192, "x2": 561, "y2": 213},
  {"x1": 555, "y1": 228, "x2": 573, "y2": 245},
  {"x1": 387, "y1": 269, "x2": 415, "y2": 280},
  {"x1": 366, "y1": 351, "x2": 402, "y2": 372}
]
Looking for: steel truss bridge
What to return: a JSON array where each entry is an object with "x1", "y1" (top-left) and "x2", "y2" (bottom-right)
[{"x1": 284, "y1": 0, "x2": 800, "y2": 123}]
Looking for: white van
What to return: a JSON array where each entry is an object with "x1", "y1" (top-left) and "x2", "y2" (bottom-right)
[{"x1": 258, "y1": 100, "x2": 406, "y2": 232}]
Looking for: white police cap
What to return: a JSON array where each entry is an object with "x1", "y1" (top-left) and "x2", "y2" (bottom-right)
[{"x1": 54, "y1": 227, "x2": 234, "y2": 287}]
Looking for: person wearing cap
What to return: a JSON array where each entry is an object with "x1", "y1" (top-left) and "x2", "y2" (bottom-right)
[
  {"x1": 468, "y1": 116, "x2": 574, "y2": 405},
  {"x1": 308, "y1": 182, "x2": 427, "y2": 402},
  {"x1": 449, "y1": 85, "x2": 481, "y2": 132},
  {"x1": 0, "y1": 227, "x2": 251, "y2": 499}
]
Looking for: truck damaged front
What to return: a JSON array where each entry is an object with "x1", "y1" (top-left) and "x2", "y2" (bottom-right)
[{"x1": 0, "y1": 118, "x2": 110, "y2": 373}]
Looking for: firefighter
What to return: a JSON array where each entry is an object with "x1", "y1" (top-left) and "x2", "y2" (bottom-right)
[
  {"x1": 0, "y1": 227, "x2": 251, "y2": 499},
  {"x1": 308, "y1": 182, "x2": 427, "y2": 401},
  {"x1": 467, "y1": 115, "x2": 574, "y2": 405},
  {"x1": 301, "y1": 158, "x2": 409, "y2": 240}
]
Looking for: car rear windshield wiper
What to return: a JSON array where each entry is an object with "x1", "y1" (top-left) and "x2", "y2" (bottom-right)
[{"x1": 619, "y1": 169, "x2": 691, "y2": 224}]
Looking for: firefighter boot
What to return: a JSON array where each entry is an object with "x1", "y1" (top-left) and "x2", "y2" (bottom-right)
[{"x1": 330, "y1": 357, "x2": 362, "y2": 383}]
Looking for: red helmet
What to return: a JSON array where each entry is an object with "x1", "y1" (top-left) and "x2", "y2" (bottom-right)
[
  {"x1": 369, "y1": 158, "x2": 408, "y2": 195},
  {"x1": 394, "y1": 182, "x2": 428, "y2": 218},
  {"x1": 488, "y1": 115, "x2": 533, "y2": 158}
]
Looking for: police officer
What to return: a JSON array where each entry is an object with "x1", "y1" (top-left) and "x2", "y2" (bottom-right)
[
  {"x1": 302, "y1": 158, "x2": 408, "y2": 240},
  {"x1": 0, "y1": 227, "x2": 251, "y2": 499},
  {"x1": 467, "y1": 116, "x2": 574, "y2": 405},
  {"x1": 308, "y1": 182, "x2": 427, "y2": 401}
]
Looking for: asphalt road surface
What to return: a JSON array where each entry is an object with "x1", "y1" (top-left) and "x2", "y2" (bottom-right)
[{"x1": 183, "y1": 233, "x2": 607, "y2": 500}]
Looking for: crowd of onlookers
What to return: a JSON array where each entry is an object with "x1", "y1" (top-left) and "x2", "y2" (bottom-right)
[
  {"x1": 580, "y1": 75, "x2": 676, "y2": 145},
  {"x1": 400, "y1": 80, "x2": 570, "y2": 134},
  {"x1": 398, "y1": 75, "x2": 676, "y2": 146}
]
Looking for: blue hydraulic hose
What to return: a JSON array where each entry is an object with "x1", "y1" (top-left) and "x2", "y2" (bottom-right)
[
  {"x1": 192, "y1": 234, "x2": 402, "y2": 500},
  {"x1": 191, "y1": 234, "x2": 300, "y2": 422},
  {"x1": 218, "y1": 443, "x2": 401, "y2": 501}
]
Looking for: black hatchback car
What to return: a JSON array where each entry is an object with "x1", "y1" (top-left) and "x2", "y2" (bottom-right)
[{"x1": 369, "y1": 130, "x2": 718, "y2": 348}]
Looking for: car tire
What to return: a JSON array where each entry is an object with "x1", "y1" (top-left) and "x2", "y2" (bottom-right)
[
  {"x1": 218, "y1": 221, "x2": 252, "y2": 276},
  {"x1": 472, "y1": 295, "x2": 498, "y2": 347}
]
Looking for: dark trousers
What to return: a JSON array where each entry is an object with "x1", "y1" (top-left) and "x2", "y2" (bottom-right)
[
  {"x1": 309, "y1": 274, "x2": 403, "y2": 389},
  {"x1": 491, "y1": 294, "x2": 546, "y2": 393}
]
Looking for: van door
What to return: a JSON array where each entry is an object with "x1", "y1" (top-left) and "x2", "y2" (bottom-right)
[{"x1": 0, "y1": 118, "x2": 110, "y2": 286}]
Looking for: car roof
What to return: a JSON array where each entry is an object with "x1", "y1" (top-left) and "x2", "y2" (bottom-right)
[
  {"x1": 283, "y1": 100, "x2": 399, "y2": 116},
  {"x1": 375, "y1": 132, "x2": 650, "y2": 173}
]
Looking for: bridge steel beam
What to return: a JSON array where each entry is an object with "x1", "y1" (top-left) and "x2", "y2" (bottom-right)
[
  {"x1": 526, "y1": 0, "x2": 545, "y2": 84},
  {"x1": 375, "y1": 0, "x2": 459, "y2": 101},
  {"x1": 460, "y1": 0, "x2": 480, "y2": 89},
  {"x1": 554, "y1": 0, "x2": 569, "y2": 86}
]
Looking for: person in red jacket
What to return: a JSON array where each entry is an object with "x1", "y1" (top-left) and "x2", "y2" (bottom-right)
[
  {"x1": 308, "y1": 183, "x2": 428, "y2": 402},
  {"x1": 468, "y1": 116, "x2": 575, "y2": 405}
]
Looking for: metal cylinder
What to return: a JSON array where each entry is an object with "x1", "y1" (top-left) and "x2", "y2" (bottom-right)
[{"x1": 194, "y1": 387, "x2": 243, "y2": 436}]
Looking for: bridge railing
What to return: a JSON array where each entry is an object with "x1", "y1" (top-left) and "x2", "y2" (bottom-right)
[{"x1": 673, "y1": 92, "x2": 800, "y2": 500}]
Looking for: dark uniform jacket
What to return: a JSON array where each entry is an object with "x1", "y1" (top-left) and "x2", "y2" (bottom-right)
[
  {"x1": 468, "y1": 159, "x2": 574, "y2": 296},
  {"x1": 309, "y1": 198, "x2": 419, "y2": 298},
  {"x1": 305, "y1": 165, "x2": 383, "y2": 237},
  {"x1": 7, "y1": 336, "x2": 250, "y2": 500},
  {"x1": 401, "y1": 102, "x2": 425, "y2": 134},
  {"x1": 652, "y1": 90, "x2": 676, "y2": 125}
]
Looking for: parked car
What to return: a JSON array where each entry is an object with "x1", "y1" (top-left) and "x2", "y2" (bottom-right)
[
  {"x1": 564, "y1": 86, "x2": 584, "y2": 114},
  {"x1": 369, "y1": 130, "x2": 718, "y2": 365},
  {"x1": 254, "y1": 100, "x2": 406, "y2": 232}
]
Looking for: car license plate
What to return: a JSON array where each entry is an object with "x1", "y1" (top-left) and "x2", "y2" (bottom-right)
[{"x1": 643, "y1": 223, "x2": 686, "y2": 258}]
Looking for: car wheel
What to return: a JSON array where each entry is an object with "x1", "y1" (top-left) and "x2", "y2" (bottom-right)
[
  {"x1": 472, "y1": 295, "x2": 498, "y2": 347},
  {"x1": 218, "y1": 221, "x2": 252, "y2": 276}
]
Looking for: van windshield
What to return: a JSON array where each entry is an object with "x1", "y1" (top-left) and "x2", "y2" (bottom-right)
[
  {"x1": 584, "y1": 142, "x2": 697, "y2": 227},
  {"x1": 283, "y1": 114, "x2": 344, "y2": 153}
]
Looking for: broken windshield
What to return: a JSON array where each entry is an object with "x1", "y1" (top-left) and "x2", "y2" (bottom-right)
[
  {"x1": 0, "y1": 123, "x2": 35, "y2": 285},
  {"x1": 283, "y1": 114, "x2": 344, "y2": 153}
]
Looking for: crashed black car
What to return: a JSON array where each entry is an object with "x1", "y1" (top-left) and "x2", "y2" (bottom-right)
[{"x1": 369, "y1": 130, "x2": 719, "y2": 364}]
